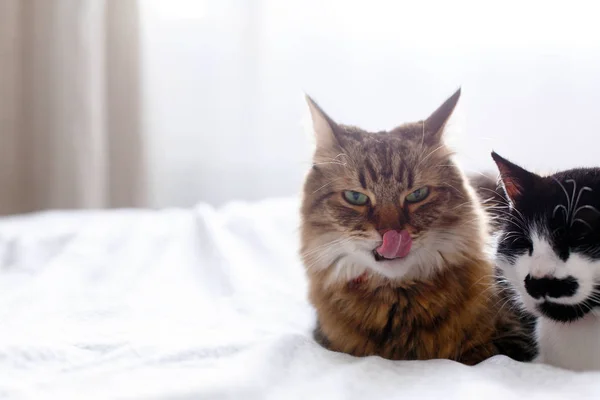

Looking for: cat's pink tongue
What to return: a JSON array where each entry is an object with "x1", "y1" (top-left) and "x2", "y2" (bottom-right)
[{"x1": 376, "y1": 230, "x2": 412, "y2": 259}]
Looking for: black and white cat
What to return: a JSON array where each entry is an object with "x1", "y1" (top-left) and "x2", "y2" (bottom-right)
[{"x1": 491, "y1": 152, "x2": 600, "y2": 370}]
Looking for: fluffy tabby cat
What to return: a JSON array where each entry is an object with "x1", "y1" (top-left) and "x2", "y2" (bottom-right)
[
  {"x1": 492, "y1": 152, "x2": 600, "y2": 370},
  {"x1": 300, "y1": 90, "x2": 536, "y2": 364}
]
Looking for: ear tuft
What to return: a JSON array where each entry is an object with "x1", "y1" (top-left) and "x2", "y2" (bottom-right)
[
  {"x1": 423, "y1": 88, "x2": 461, "y2": 143},
  {"x1": 305, "y1": 94, "x2": 339, "y2": 150},
  {"x1": 491, "y1": 151, "x2": 536, "y2": 202}
]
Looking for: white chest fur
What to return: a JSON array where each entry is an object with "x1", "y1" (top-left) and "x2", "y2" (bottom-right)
[{"x1": 536, "y1": 315, "x2": 600, "y2": 371}]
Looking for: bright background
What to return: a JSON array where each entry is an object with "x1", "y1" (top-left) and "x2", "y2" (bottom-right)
[
  {"x1": 140, "y1": 0, "x2": 600, "y2": 207},
  {"x1": 2, "y1": 0, "x2": 600, "y2": 213}
]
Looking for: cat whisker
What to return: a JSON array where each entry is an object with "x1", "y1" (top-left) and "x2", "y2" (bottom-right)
[
  {"x1": 478, "y1": 187, "x2": 504, "y2": 198},
  {"x1": 493, "y1": 216, "x2": 529, "y2": 233},
  {"x1": 585, "y1": 295, "x2": 600, "y2": 304},
  {"x1": 449, "y1": 201, "x2": 474, "y2": 211},
  {"x1": 585, "y1": 289, "x2": 600, "y2": 297},
  {"x1": 329, "y1": 254, "x2": 347, "y2": 268},
  {"x1": 441, "y1": 182, "x2": 466, "y2": 198},
  {"x1": 498, "y1": 233, "x2": 527, "y2": 244},
  {"x1": 573, "y1": 186, "x2": 593, "y2": 217},
  {"x1": 301, "y1": 237, "x2": 352, "y2": 258},
  {"x1": 312, "y1": 178, "x2": 345, "y2": 194},
  {"x1": 566, "y1": 179, "x2": 578, "y2": 219},
  {"x1": 312, "y1": 153, "x2": 350, "y2": 167},
  {"x1": 571, "y1": 218, "x2": 593, "y2": 231},
  {"x1": 501, "y1": 236, "x2": 526, "y2": 245},
  {"x1": 493, "y1": 213, "x2": 528, "y2": 228},
  {"x1": 467, "y1": 169, "x2": 492, "y2": 178},
  {"x1": 491, "y1": 294, "x2": 520, "y2": 320},
  {"x1": 475, "y1": 283, "x2": 499, "y2": 301},
  {"x1": 477, "y1": 187, "x2": 528, "y2": 224},
  {"x1": 551, "y1": 177, "x2": 572, "y2": 221},
  {"x1": 588, "y1": 295, "x2": 600, "y2": 304},
  {"x1": 312, "y1": 161, "x2": 347, "y2": 167},
  {"x1": 499, "y1": 230, "x2": 523, "y2": 238},
  {"x1": 553, "y1": 204, "x2": 568, "y2": 222},
  {"x1": 416, "y1": 145, "x2": 445, "y2": 169},
  {"x1": 460, "y1": 216, "x2": 486, "y2": 227},
  {"x1": 489, "y1": 211, "x2": 528, "y2": 229},
  {"x1": 497, "y1": 236, "x2": 524, "y2": 247},
  {"x1": 304, "y1": 252, "x2": 344, "y2": 271},
  {"x1": 577, "y1": 303, "x2": 591, "y2": 317},
  {"x1": 573, "y1": 205, "x2": 600, "y2": 219},
  {"x1": 480, "y1": 199, "x2": 502, "y2": 206},
  {"x1": 469, "y1": 274, "x2": 498, "y2": 291}
]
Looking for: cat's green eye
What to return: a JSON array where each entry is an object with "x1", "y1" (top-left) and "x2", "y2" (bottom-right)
[
  {"x1": 343, "y1": 190, "x2": 369, "y2": 206},
  {"x1": 405, "y1": 186, "x2": 430, "y2": 203}
]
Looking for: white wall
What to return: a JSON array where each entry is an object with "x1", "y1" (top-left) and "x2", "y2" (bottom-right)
[{"x1": 141, "y1": 0, "x2": 600, "y2": 207}]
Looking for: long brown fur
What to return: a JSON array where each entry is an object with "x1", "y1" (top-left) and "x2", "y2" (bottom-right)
[{"x1": 300, "y1": 90, "x2": 536, "y2": 364}]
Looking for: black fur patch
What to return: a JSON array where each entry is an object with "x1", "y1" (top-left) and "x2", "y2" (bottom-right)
[
  {"x1": 524, "y1": 275, "x2": 579, "y2": 299},
  {"x1": 536, "y1": 283, "x2": 600, "y2": 323}
]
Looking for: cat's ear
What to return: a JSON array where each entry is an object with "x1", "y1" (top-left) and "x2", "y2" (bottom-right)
[
  {"x1": 423, "y1": 88, "x2": 461, "y2": 144},
  {"x1": 491, "y1": 151, "x2": 539, "y2": 203},
  {"x1": 305, "y1": 94, "x2": 340, "y2": 150}
]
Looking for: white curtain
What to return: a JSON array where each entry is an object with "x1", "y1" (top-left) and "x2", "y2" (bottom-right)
[{"x1": 0, "y1": 0, "x2": 142, "y2": 215}]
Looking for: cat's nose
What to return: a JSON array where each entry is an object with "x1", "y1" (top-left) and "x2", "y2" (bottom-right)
[{"x1": 524, "y1": 274, "x2": 579, "y2": 299}]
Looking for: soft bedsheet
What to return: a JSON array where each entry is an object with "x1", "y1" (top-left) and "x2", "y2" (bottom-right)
[{"x1": 0, "y1": 198, "x2": 599, "y2": 399}]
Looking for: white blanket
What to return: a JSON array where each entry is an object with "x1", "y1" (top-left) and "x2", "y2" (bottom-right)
[{"x1": 0, "y1": 198, "x2": 599, "y2": 399}]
